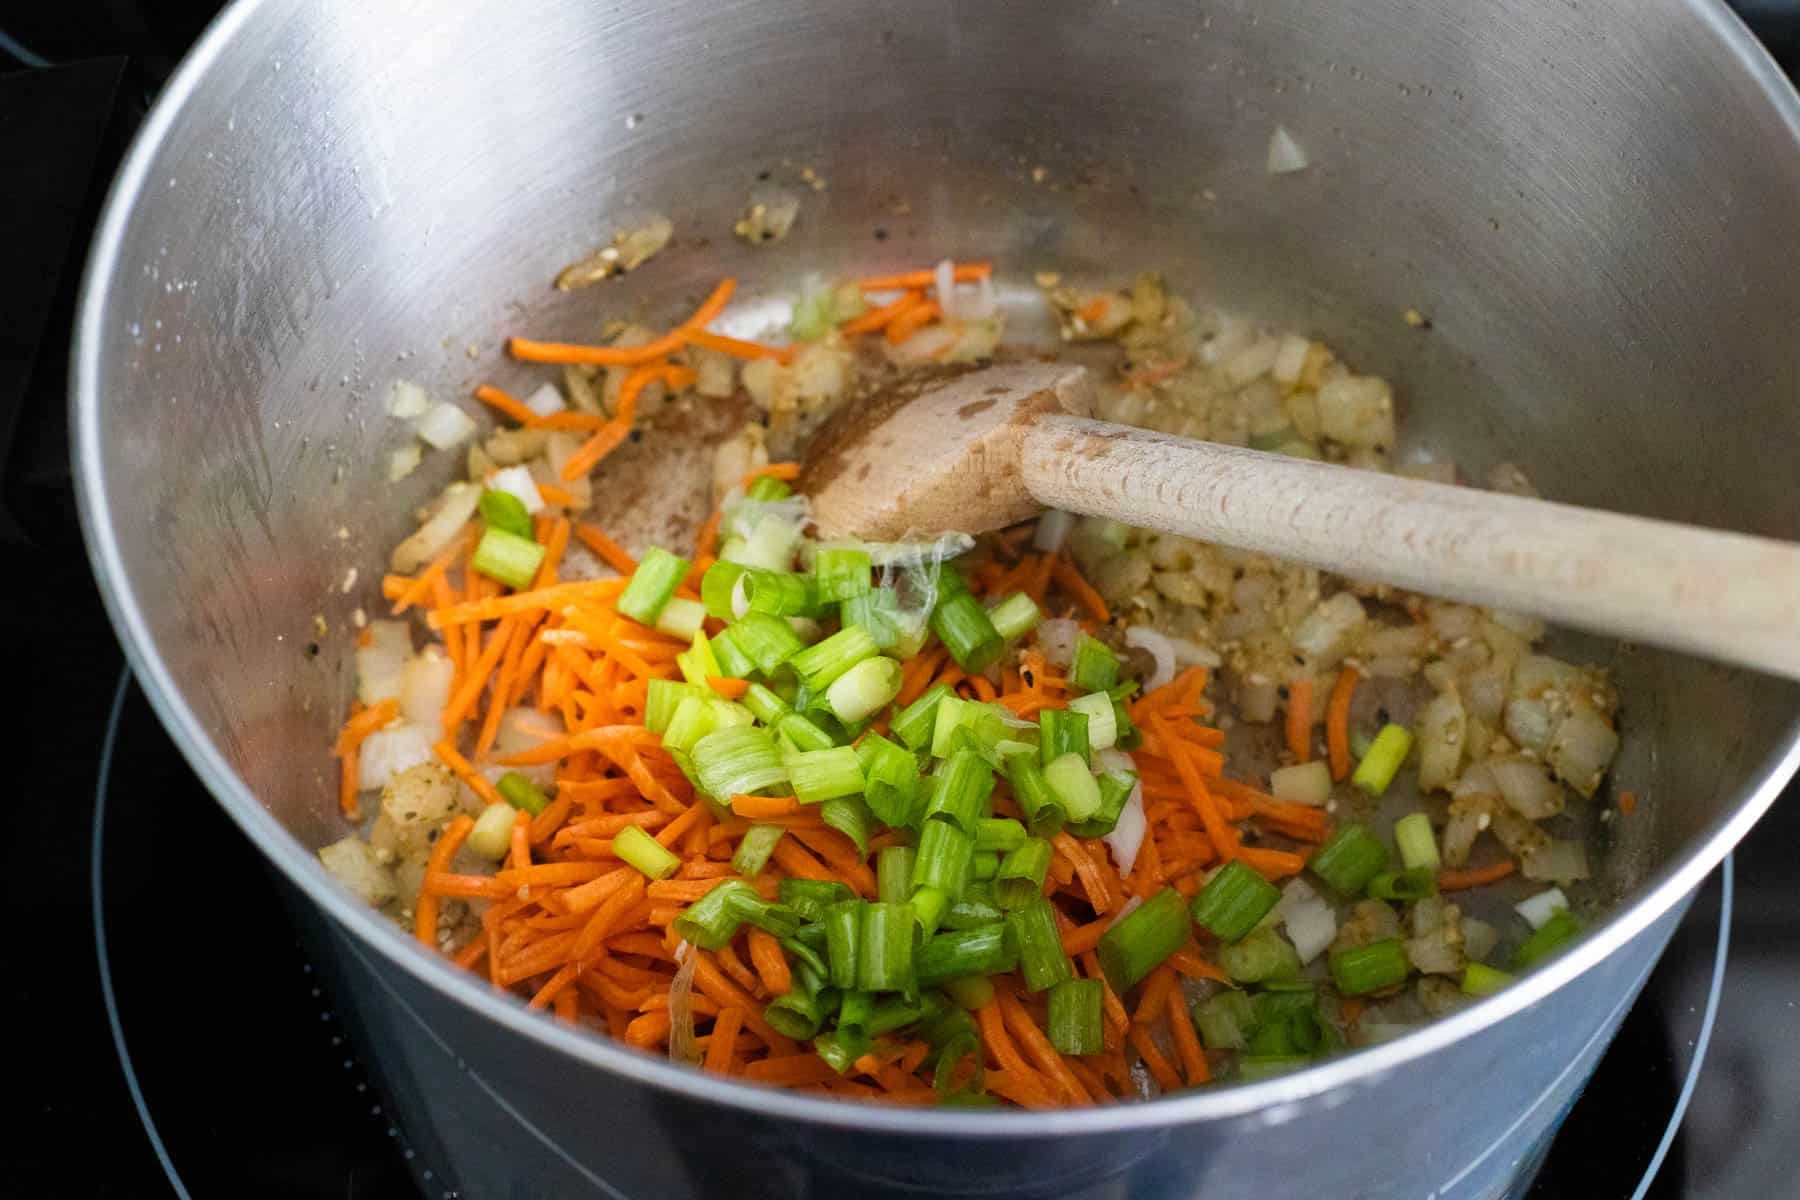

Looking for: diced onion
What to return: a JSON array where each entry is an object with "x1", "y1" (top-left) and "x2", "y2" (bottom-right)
[
  {"x1": 386, "y1": 379, "x2": 430, "y2": 419},
  {"x1": 399, "y1": 647, "x2": 455, "y2": 728},
  {"x1": 415, "y1": 401, "x2": 478, "y2": 450},
  {"x1": 1106, "y1": 894, "x2": 1143, "y2": 929},
  {"x1": 1035, "y1": 618, "x2": 1082, "y2": 667},
  {"x1": 1462, "y1": 917, "x2": 1499, "y2": 963},
  {"x1": 489, "y1": 464, "x2": 545, "y2": 514},
  {"x1": 668, "y1": 941, "x2": 701, "y2": 1064},
  {"x1": 1034, "y1": 510, "x2": 1076, "y2": 554},
  {"x1": 1102, "y1": 779, "x2": 1147, "y2": 878},
  {"x1": 1267, "y1": 124, "x2": 1310, "y2": 174},
  {"x1": 1489, "y1": 757, "x2": 1564, "y2": 820},
  {"x1": 355, "y1": 620, "x2": 412, "y2": 703},
  {"x1": 1522, "y1": 839, "x2": 1591, "y2": 884},
  {"x1": 1292, "y1": 592, "x2": 1366, "y2": 666},
  {"x1": 1514, "y1": 887, "x2": 1570, "y2": 930},
  {"x1": 523, "y1": 382, "x2": 566, "y2": 417},
  {"x1": 387, "y1": 443, "x2": 422, "y2": 482},
  {"x1": 1276, "y1": 879, "x2": 1337, "y2": 964},
  {"x1": 1124, "y1": 626, "x2": 1176, "y2": 692},
  {"x1": 390, "y1": 482, "x2": 482, "y2": 573},
  {"x1": 319, "y1": 838, "x2": 397, "y2": 905},
  {"x1": 358, "y1": 724, "x2": 434, "y2": 791}
]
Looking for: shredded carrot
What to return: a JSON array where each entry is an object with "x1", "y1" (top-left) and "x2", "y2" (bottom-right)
[
  {"x1": 1166, "y1": 985, "x2": 1210, "y2": 1085},
  {"x1": 1326, "y1": 665, "x2": 1360, "y2": 781},
  {"x1": 1284, "y1": 676, "x2": 1315, "y2": 763},
  {"x1": 1127, "y1": 1024, "x2": 1183, "y2": 1094},
  {"x1": 704, "y1": 1007, "x2": 744, "y2": 1074},
  {"x1": 839, "y1": 289, "x2": 925, "y2": 336},
  {"x1": 730, "y1": 793, "x2": 801, "y2": 819},
  {"x1": 1438, "y1": 859, "x2": 1518, "y2": 891},
  {"x1": 747, "y1": 928, "x2": 793, "y2": 996},
  {"x1": 706, "y1": 676, "x2": 751, "y2": 699},
  {"x1": 856, "y1": 262, "x2": 993, "y2": 291},
  {"x1": 415, "y1": 814, "x2": 474, "y2": 946},
  {"x1": 692, "y1": 508, "x2": 722, "y2": 560},
  {"x1": 1051, "y1": 556, "x2": 1109, "y2": 622},
  {"x1": 473, "y1": 383, "x2": 541, "y2": 426},
  {"x1": 574, "y1": 523, "x2": 639, "y2": 575},
  {"x1": 884, "y1": 298, "x2": 941, "y2": 345},
  {"x1": 1618, "y1": 790, "x2": 1639, "y2": 816}
]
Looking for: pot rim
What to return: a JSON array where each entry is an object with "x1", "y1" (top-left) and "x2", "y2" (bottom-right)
[{"x1": 71, "y1": 0, "x2": 1800, "y2": 1138}]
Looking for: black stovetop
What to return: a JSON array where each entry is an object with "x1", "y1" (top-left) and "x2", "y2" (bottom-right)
[{"x1": 8, "y1": 6, "x2": 1800, "y2": 1197}]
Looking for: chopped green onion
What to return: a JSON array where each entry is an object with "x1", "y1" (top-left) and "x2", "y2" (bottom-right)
[
  {"x1": 496, "y1": 771, "x2": 550, "y2": 816},
  {"x1": 814, "y1": 1027, "x2": 871, "y2": 1075},
  {"x1": 708, "y1": 625, "x2": 757, "y2": 679},
  {"x1": 1110, "y1": 694, "x2": 1143, "y2": 752},
  {"x1": 1193, "y1": 989, "x2": 1257, "y2": 1051},
  {"x1": 932, "y1": 1030, "x2": 987, "y2": 1100},
  {"x1": 1038, "y1": 708, "x2": 1091, "y2": 766},
  {"x1": 741, "y1": 681, "x2": 791, "y2": 725},
  {"x1": 700, "y1": 559, "x2": 748, "y2": 619},
  {"x1": 645, "y1": 679, "x2": 708, "y2": 735},
  {"x1": 675, "y1": 629, "x2": 722, "y2": 686},
  {"x1": 824, "y1": 899, "x2": 863, "y2": 990},
  {"x1": 671, "y1": 881, "x2": 750, "y2": 948},
  {"x1": 974, "y1": 818, "x2": 1028, "y2": 854},
  {"x1": 616, "y1": 546, "x2": 689, "y2": 625},
  {"x1": 1269, "y1": 760, "x2": 1332, "y2": 807},
  {"x1": 778, "y1": 878, "x2": 853, "y2": 923},
  {"x1": 824, "y1": 656, "x2": 904, "y2": 724},
  {"x1": 1047, "y1": 978, "x2": 1104, "y2": 1055},
  {"x1": 1003, "y1": 752, "x2": 1065, "y2": 838},
  {"x1": 1067, "y1": 768, "x2": 1136, "y2": 839},
  {"x1": 917, "y1": 925, "x2": 1018, "y2": 986},
  {"x1": 1351, "y1": 723, "x2": 1414, "y2": 796},
  {"x1": 1069, "y1": 635, "x2": 1120, "y2": 693},
  {"x1": 995, "y1": 837, "x2": 1054, "y2": 910},
  {"x1": 877, "y1": 846, "x2": 917, "y2": 904},
  {"x1": 467, "y1": 800, "x2": 520, "y2": 860},
  {"x1": 1008, "y1": 897, "x2": 1075, "y2": 992},
  {"x1": 911, "y1": 886, "x2": 949, "y2": 937},
  {"x1": 1067, "y1": 692, "x2": 1118, "y2": 751},
  {"x1": 1394, "y1": 812, "x2": 1441, "y2": 872},
  {"x1": 471, "y1": 527, "x2": 545, "y2": 590},
  {"x1": 731, "y1": 824, "x2": 785, "y2": 877},
  {"x1": 662, "y1": 696, "x2": 736, "y2": 756},
  {"x1": 1237, "y1": 1055, "x2": 1312, "y2": 1081},
  {"x1": 785, "y1": 746, "x2": 864, "y2": 805},
  {"x1": 892, "y1": 683, "x2": 954, "y2": 751},
  {"x1": 740, "y1": 568, "x2": 829, "y2": 618},
  {"x1": 745, "y1": 474, "x2": 792, "y2": 502},
  {"x1": 1248, "y1": 988, "x2": 1325, "y2": 1057},
  {"x1": 857, "y1": 733, "x2": 923, "y2": 828},
  {"x1": 1191, "y1": 860, "x2": 1283, "y2": 943},
  {"x1": 914, "y1": 818, "x2": 976, "y2": 900},
  {"x1": 1349, "y1": 729, "x2": 1374, "y2": 759},
  {"x1": 941, "y1": 974, "x2": 996, "y2": 1011},
  {"x1": 789, "y1": 625, "x2": 880, "y2": 689},
  {"x1": 925, "y1": 749, "x2": 995, "y2": 834},
  {"x1": 986, "y1": 592, "x2": 1043, "y2": 643},
  {"x1": 942, "y1": 886, "x2": 1005, "y2": 930},
  {"x1": 654, "y1": 596, "x2": 707, "y2": 642},
  {"x1": 692, "y1": 724, "x2": 787, "y2": 801},
  {"x1": 1044, "y1": 752, "x2": 1103, "y2": 822},
  {"x1": 1329, "y1": 937, "x2": 1410, "y2": 995},
  {"x1": 721, "y1": 512, "x2": 802, "y2": 573},
  {"x1": 820, "y1": 794, "x2": 875, "y2": 855},
  {"x1": 727, "y1": 617, "x2": 804, "y2": 680},
  {"x1": 857, "y1": 902, "x2": 916, "y2": 992},
  {"x1": 764, "y1": 962, "x2": 831, "y2": 1039},
  {"x1": 1309, "y1": 824, "x2": 1391, "y2": 898},
  {"x1": 840, "y1": 588, "x2": 901, "y2": 650},
  {"x1": 775, "y1": 711, "x2": 836, "y2": 754},
  {"x1": 866, "y1": 994, "x2": 925, "y2": 1036},
  {"x1": 1220, "y1": 926, "x2": 1302, "y2": 984},
  {"x1": 930, "y1": 591, "x2": 1005, "y2": 673},
  {"x1": 814, "y1": 547, "x2": 873, "y2": 602},
  {"x1": 1366, "y1": 867, "x2": 1439, "y2": 901},
  {"x1": 781, "y1": 934, "x2": 828, "y2": 980},
  {"x1": 478, "y1": 489, "x2": 535, "y2": 539},
  {"x1": 1462, "y1": 962, "x2": 1514, "y2": 997},
  {"x1": 614, "y1": 824, "x2": 681, "y2": 881},
  {"x1": 1512, "y1": 908, "x2": 1582, "y2": 969}
]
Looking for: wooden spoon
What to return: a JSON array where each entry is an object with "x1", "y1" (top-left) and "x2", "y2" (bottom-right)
[{"x1": 800, "y1": 362, "x2": 1800, "y2": 680}]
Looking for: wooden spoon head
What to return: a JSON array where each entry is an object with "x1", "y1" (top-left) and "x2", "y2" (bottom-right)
[{"x1": 799, "y1": 362, "x2": 1092, "y2": 541}]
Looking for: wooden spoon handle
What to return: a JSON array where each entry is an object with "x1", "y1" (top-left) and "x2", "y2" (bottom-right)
[{"x1": 1022, "y1": 414, "x2": 1800, "y2": 679}]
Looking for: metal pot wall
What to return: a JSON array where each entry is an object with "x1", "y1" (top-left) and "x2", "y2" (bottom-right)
[{"x1": 73, "y1": 1, "x2": 1800, "y2": 1196}]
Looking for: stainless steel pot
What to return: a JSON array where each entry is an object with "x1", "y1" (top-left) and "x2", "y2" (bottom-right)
[{"x1": 73, "y1": 1, "x2": 1800, "y2": 1196}]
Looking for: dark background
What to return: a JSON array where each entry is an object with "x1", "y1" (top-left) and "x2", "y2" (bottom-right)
[{"x1": 5, "y1": 3, "x2": 1799, "y2": 1197}]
